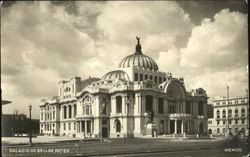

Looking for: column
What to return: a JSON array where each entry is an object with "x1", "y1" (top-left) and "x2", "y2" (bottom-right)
[
  {"x1": 167, "y1": 120, "x2": 170, "y2": 134},
  {"x1": 175, "y1": 119, "x2": 177, "y2": 134},
  {"x1": 80, "y1": 121, "x2": 82, "y2": 133},
  {"x1": 181, "y1": 120, "x2": 184, "y2": 134},
  {"x1": 153, "y1": 97, "x2": 157, "y2": 113},
  {"x1": 138, "y1": 94, "x2": 142, "y2": 114},
  {"x1": 85, "y1": 121, "x2": 87, "y2": 134},
  {"x1": 90, "y1": 120, "x2": 92, "y2": 135},
  {"x1": 92, "y1": 119, "x2": 94, "y2": 134},
  {"x1": 142, "y1": 95, "x2": 145, "y2": 114},
  {"x1": 122, "y1": 95, "x2": 126, "y2": 114},
  {"x1": 187, "y1": 121, "x2": 189, "y2": 134}
]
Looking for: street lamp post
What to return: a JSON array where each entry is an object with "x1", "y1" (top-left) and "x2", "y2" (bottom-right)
[
  {"x1": 28, "y1": 104, "x2": 32, "y2": 145},
  {"x1": 226, "y1": 86, "x2": 229, "y2": 137}
]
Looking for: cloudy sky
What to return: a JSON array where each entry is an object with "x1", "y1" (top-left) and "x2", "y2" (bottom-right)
[{"x1": 1, "y1": 1, "x2": 248, "y2": 119}]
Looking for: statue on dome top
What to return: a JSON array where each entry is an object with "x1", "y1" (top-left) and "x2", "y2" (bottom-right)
[
  {"x1": 135, "y1": 36, "x2": 142, "y2": 54},
  {"x1": 136, "y1": 36, "x2": 140, "y2": 44}
]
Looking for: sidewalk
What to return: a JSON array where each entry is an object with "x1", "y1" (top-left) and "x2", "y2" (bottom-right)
[{"x1": 2, "y1": 136, "x2": 95, "y2": 145}]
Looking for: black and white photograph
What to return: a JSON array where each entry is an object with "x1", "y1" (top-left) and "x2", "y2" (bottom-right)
[{"x1": 1, "y1": 1, "x2": 249, "y2": 156}]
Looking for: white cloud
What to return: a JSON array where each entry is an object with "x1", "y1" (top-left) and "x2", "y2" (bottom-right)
[
  {"x1": 1, "y1": 2, "x2": 248, "y2": 118},
  {"x1": 157, "y1": 9, "x2": 248, "y2": 102},
  {"x1": 180, "y1": 9, "x2": 248, "y2": 72}
]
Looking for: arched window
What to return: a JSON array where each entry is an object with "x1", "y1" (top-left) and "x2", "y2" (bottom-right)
[
  {"x1": 115, "y1": 119, "x2": 121, "y2": 133},
  {"x1": 140, "y1": 74, "x2": 143, "y2": 81},
  {"x1": 216, "y1": 110, "x2": 220, "y2": 118},
  {"x1": 135, "y1": 73, "x2": 138, "y2": 81},
  {"x1": 86, "y1": 105, "x2": 89, "y2": 115},
  {"x1": 116, "y1": 96, "x2": 122, "y2": 113},
  {"x1": 235, "y1": 109, "x2": 239, "y2": 117},
  {"x1": 222, "y1": 110, "x2": 226, "y2": 118},
  {"x1": 228, "y1": 109, "x2": 232, "y2": 117},
  {"x1": 146, "y1": 83, "x2": 153, "y2": 88},
  {"x1": 83, "y1": 106, "x2": 85, "y2": 114},
  {"x1": 146, "y1": 95, "x2": 153, "y2": 113},
  {"x1": 241, "y1": 108, "x2": 245, "y2": 114}
]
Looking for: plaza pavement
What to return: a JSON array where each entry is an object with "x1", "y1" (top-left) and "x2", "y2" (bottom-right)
[{"x1": 1, "y1": 136, "x2": 249, "y2": 157}]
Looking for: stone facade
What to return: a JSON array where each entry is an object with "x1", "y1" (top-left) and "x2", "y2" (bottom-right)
[
  {"x1": 39, "y1": 39, "x2": 208, "y2": 138},
  {"x1": 208, "y1": 96, "x2": 249, "y2": 136}
]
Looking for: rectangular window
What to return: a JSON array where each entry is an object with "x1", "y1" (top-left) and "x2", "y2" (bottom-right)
[
  {"x1": 198, "y1": 101, "x2": 204, "y2": 115},
  {"x1": 228, "y1": 101, "x2": 232, "y2": 105},
  {"x1": 64, "y1": 123, "x2": 66, "y2": 130},
  {"x1": 223, "y1": 121, "x2": 226, "y2": 125},
  {"x1": 53, "y1": 111, "x2": 55, "y2": 119},
  {"x1": 68, "y1": 123, "x2": 71, "y2": 130},
  {"x1": 154, "y1": 76, "x2": 157, "y2": 83},
  {"x1": 229, "y1": 120, "x2": 232, "y2": 124},
  {"x1": 102, "y1": 119, "x2": 107, "y2": 125},
  {"x1": 169, "y1": 106, "x2": 176, "y2": 114},
  {"x1": 242, "y1": 119, "x2": 245, "y2": 124},
  {"x1": 223, "y1": 128, "x2": 226, "y2": 133},
  {"x1": 135, "y1": 73, "x2": 138, "y2": 81},
  {"x1": 145, "y1": 75, "x2": 148, "y2": 80},
  {"x1": 235, "y1": 120, "x2": 238, "y2": 124},
  {"x1": 235, "y1": 100, "x2": 238, "y2": 104},
  {"x1": 158, "y1": 98, "x2": 164, "y2": 114},
  {"x1": 140, "y1": 74, "x2": 143, "y2": 81},
  {"x1": 216, "y1": 102, "x2": 220, "y2": 106},
  {"x1": 74, "y1": 123, "x2": 76, "y2": 130},
  {"x1": 159, "y1": 77, "x2": 162, "y2": 83},
  {"x1": 241, "y1": 99, "x2": 245, "y2": 103},
  {"x1": 186, "y1": 101, "x2": 191, "y2": 114},
  {"x1": 116, "y1": 96, "x2": 122, "y2": 113},
  {"x1": 150, "y1": 75, "x2": 153, "y2": 80},
  {"x1": 217, "y1": 128, "x2": 220, "y2": 133},
  {"x1": 217, "y1": 120, "x2": 220, "y2": 125},
  {"x1": 87, "y1": 121, "x2": 91, "y2": 133}
]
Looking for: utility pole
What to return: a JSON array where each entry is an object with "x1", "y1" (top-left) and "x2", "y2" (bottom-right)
[
  {"x1": 28, "y1": 104, "x2": 32, "y2": 146},
  {"x1": 247, "y1": 88, "x2": 249, "y2": 142},
  {"x1": 226, "y1": 85, "x2": 229, "y2": 137}
]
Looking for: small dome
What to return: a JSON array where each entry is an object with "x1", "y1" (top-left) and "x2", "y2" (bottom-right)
[
  {"x1": 118, "y1": 37, "x2": 159, "y2": 71},
  {"x1": 102, "y1": 70, "x2": 130, "y2": 81}
]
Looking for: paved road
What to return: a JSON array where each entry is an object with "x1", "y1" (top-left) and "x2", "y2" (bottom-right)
[
  {"x1": 2, "y1": 137, "x2": 249, "y2": 157},
  {"x1": 106, "y1": 149, "x2": 249, "y2": 157}
]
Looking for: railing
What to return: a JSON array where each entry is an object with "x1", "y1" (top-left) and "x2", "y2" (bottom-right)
[{"x1": 169, "y1": 113, "x2": 192, "y2": 118}]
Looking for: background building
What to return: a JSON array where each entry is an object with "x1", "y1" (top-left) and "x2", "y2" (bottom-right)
[
  {"x1": 1, "y1": 112, "x2": 39, "y2": 137},
  {"x1": 208, "y1": 96, "x2": 248, "y2": 136},
  {"x1": 40, "y1": 38, "x2": 208, "y2": 138}
]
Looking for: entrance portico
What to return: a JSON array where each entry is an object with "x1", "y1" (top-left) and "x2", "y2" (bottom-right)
[
  {"x1": 170, "y1": 119, "x2": 190, "y2": 134},
  {"x1": 76, "y1": 118, "x2": 94, "y2": 138}
]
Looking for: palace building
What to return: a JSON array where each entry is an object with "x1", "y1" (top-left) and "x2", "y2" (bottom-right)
[{"x1": 39, "y1": 37, "x2": 208, "y2": 138}]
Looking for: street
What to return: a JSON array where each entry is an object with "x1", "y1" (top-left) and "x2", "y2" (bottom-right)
[{"x1": 2, "y1": 137, "x2": 249, "y2": 157}]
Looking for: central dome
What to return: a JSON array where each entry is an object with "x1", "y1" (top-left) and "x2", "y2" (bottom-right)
[{"x1": 118, "y1": 37, "x2": 159, "y2": 71}]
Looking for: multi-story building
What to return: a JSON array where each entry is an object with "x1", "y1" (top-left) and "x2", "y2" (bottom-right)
[
  {"x1": 2, "y1": 112, "x2": 39, "y2": 137},
  {"x1": 39, "y1": 38, "x2": 208, "y2": 138},
  {"x1": 208, "y1": 96, "x2": 249, "y2": 136}
]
